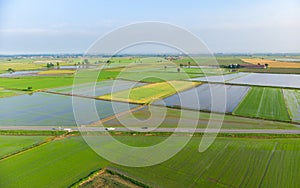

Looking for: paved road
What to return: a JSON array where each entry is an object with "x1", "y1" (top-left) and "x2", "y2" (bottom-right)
[{"x1": 2, "y1": 126, "x2": 300, "y2": 134}]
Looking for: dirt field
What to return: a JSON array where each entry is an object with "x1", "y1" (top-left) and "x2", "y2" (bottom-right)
[
  {"x1": 242, "y1": 58, "x2": 300, "y2": 68},
  {"x1": 79, "y1": 169, "x2": 142, "y2": 188}
]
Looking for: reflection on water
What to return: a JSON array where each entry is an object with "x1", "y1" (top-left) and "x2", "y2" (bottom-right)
[{"x1": 0, "y1": 92, "x2": 137, "y2": 126}]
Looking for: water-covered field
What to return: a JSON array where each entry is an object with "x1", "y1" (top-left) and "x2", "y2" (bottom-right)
[
  {"x1": 190, "y1": 72, "x2": 248, "y2": 82},
  {"x1": 0, "y1": 92, "x2": 137, "y2": 126},
  {"x1": 49, "y1": 80, "x2": 146, "y2": 97},
  {"x1": 154, "y1": 84, "x2": 250, "y2": 113},
  {"x1": 191, "y1": 73, "x2": 300, "y2": 89}
]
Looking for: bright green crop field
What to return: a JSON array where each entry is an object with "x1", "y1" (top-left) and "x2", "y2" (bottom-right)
[
  {"x1": 0, "y1": 135, "x2": 50, "y2": 159},
  {"x1": 0, "y1": 69, "x2": 121, "y2": 91},
  {"x1": 1, "y1": 135, "x2": 300, "y2": 188},
  {"x1": 0, "y1": 136, "x2": 109, "y2": 188},
  {"x1": 233, "y1": 87, "x2": 290, "y2": 122},
  {"x1": 112, "y1": 136, "x2": 300, "y2": 188},
  {"x1": 283, "y1": 89, "x2": 300, "y2": 122}
]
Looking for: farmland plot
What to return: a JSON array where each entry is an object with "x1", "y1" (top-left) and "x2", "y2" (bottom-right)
[
  {"x1": 0, "y1": 92, "x2": 138, "y2": 126},
  {"x1": 192, "y1": 72, "x2": 300, "y2": 89},
  {"x1": 49, "y1": 80, "x2": 146, "y2": 97},
  {"x1": 233, "y1": 87, "x2": 290, "y2": 121},
  {"x1": 190, "y1": 72, "x2": 249, "y2": 82},
  {"x1": 2, "y1": 135, "x2": 300, "y2": 187},
  {"x1": 154, "y1": 84, "x2": 250, "y2": 113},
  {"x1": 228, "y1": 73, "x2": 300, "y2": 89},
  {"x1": 242, "y1": 58, "x2": 300, "y2": 68},
  {"x1": 283, "y1": 89, "x2": 300, "y2": 122},
  {"x1": 0, "y1": 136, "x2": 109, "y2": 188},
  {"x1": 0, "y1": 136, "x2": 50, "y2": 158},
  {"x1": 112, "y1": 137, "x2": 300, "y2": 188},
  {"x1": 260, "y1": 140, "x2": 300, "y2": 188},
  {"x1": 99, "y1": 81, "x2": 200, "y2": 104}
]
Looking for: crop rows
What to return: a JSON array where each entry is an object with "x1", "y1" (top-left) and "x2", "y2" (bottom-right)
[
  {"x1": 233, "y1": 87, "x2": 290, "y2": 121},
  {"x1": 283, "y1": 89, "x2": 300, "y2": 122}
]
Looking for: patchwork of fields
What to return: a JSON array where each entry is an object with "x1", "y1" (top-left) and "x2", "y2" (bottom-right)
[
  {"x1": 1, "y1": 56, "x2": 300, "y2": 188},
  {"x1": 1, "y1": 135, "x2": 300, "y2": 188}
]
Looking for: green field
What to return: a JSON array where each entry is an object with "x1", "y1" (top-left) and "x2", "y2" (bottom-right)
[
  {"x1": 1, "y1": 55, "x2": 300, "y2": 188},
  {"x1": 2, "y1": 135, "x2": 300, "y2": 188},
  {"x1": 107, "y1": 136, "x2": 300, "y2": 188},
  {"x1": 104, "y1": 105, "x2": 298, "y2": 130},
  {"x1": 0, "y1": 69, "x2": 121, "y2": 91},
  {"x1": 0, "y1": 135, "x2": 50, "y2": 159},
  {"x1": 283, "y1": 89, "x2": 300, "y2": 122},
  {"x1": 233, "y1": 87, "x2": 290, "y2": 121},
  {"x1": 0, "y1": 136, "x2": 109, "y2": 188}
]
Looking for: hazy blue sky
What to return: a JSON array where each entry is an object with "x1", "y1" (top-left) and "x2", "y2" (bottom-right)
[{"x1": 0, "y1": 0, "x2": 299, "y2": 54}]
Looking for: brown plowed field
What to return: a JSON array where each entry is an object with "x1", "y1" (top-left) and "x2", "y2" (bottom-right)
[{"x1": 242, "y1": 58, "x2": 300, "y2": 68}]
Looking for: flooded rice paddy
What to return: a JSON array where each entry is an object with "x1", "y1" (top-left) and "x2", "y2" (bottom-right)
[
  {"x1": 191, "y1": 73, "x2": 300, "y2": 89},
  {"x1": 154, "y1": 84, "x2": 250, "y2": 113},
  {"x1": 0, "y1": 92, "x2": 138, "y2": 126}
]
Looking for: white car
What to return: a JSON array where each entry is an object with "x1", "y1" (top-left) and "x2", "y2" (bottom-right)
[{"x1": 105, "y1": 127, "x2": 115, "y2": 131}]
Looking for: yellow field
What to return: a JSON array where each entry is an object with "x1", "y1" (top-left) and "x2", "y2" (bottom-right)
[
  {"x1": 242, "y1": 58, "x2": 300, "y2": 68},
  {"x1": 98, "y1": 80, "x2": 200, "y2": 104},
  {"x1": 38, "y1": 70, "x2": 75, "y2": 75},
  {"x1": 0, "y1": 63, "x2": 44, "y2": 71}
]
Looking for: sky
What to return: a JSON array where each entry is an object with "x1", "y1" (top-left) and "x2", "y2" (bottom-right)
[{"x1": 0, "y1": 0, "x2": 300, "y2": 54}]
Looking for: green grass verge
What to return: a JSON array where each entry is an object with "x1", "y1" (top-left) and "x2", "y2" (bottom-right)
[
  {"x1": 0, "y1": 130, "x2": 68, "y2": 136},
  {"x1": 233, "y1": 87, "x2": 290, "y2": 121}
]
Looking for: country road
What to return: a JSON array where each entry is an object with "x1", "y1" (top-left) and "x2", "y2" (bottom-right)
[{"x1": 2, "y1": 126, "x2": 300, "y2": 134}]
